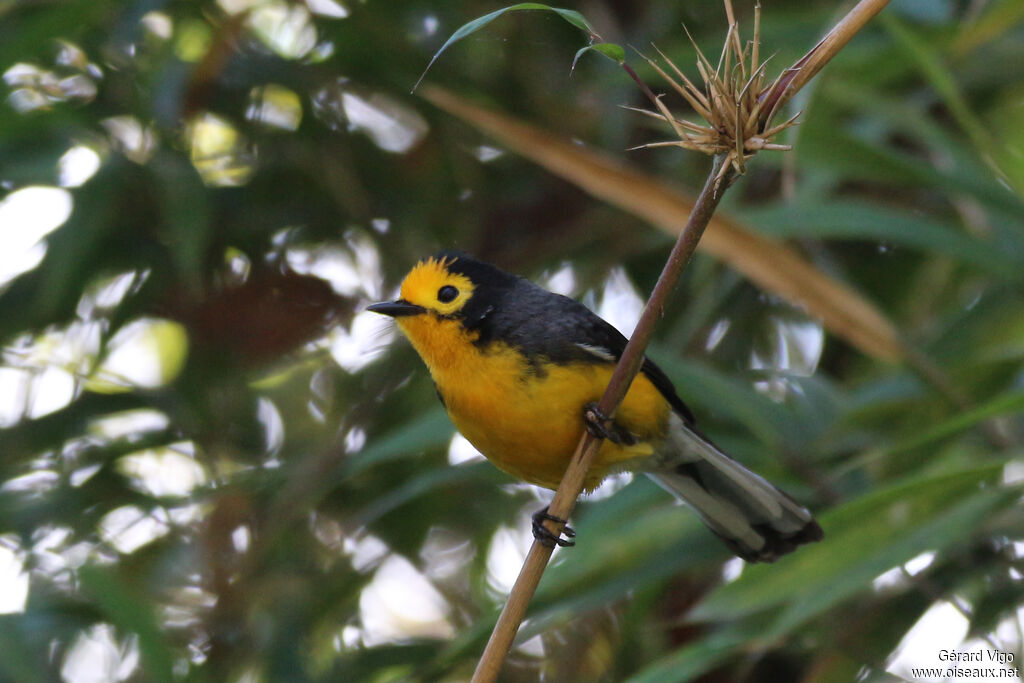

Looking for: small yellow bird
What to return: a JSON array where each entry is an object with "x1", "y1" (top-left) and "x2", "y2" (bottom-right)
[{"x1": 368, "y1": 252, "x2": 822, "y2": 562}]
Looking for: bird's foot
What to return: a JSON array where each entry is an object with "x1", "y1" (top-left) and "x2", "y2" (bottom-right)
[
  {"x1": 531, "y1": 506, "x2": 576, "y2": 548},
  {"x1": 582, "y1": 402, "x2": 635, "y2": 445}
]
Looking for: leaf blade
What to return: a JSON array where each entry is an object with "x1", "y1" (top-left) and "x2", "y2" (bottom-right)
[{"x1": 414, "y1": 4, "x2": 601, "y2": 92}]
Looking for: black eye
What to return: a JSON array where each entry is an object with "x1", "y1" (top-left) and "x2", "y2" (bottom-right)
[{"x1": 437, "y1": 285, "x2": 459, "y2": 303}]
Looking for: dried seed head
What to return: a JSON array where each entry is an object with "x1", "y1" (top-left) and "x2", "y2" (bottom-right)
[{"x1": 635, "y1": 1, "x2": 798, "y2": 186}]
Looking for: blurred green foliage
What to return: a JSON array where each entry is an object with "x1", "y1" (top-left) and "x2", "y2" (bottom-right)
[{"x1": 1, "y1": 0, "x2": 1023, "y2": 681}]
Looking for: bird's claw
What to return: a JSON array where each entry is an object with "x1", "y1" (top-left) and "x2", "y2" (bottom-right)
[
  {"x1": 583, "y1": 402, "x2": 614, "y2": 440},
  {"x1": 531, "y1": 506, "x2": 576, "y2": 548}
]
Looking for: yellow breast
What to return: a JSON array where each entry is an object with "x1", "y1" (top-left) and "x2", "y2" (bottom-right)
[{"x1": 397, "y1": 314, "x2": 670, "y2": 490}]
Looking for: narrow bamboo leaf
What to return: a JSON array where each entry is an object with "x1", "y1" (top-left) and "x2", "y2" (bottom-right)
[
  {"x1": 799, "y1": 96, "x2": 1024, "y2": 219},
  {"x1": 353, "y1": 460, "x2": 493, "y2": 525},
  {"x1": 523, "y1": 512, "x2": 720, "y2": 642},
  {"x1": 952, "y1": 0, "x2": 1024, "y2": 55},
  {"x1": 692, "y1": 463, "x2": 1010, "y2": 623},
  {"x1": 625, "y1": 627, "x2": 751, "y2": 683},
  {"x1": 881, "y1": 14, "x2": 1022, "y2": 198},
  {"x1": 414, "y1": 4, "x2": 599, "y2": 91},
  {"x1": 651, "y1": 352, "x2": 798, "y2": 450},
  {"x1": 741, "y1": 201, "x2": 1015, "y2": 275},
  {"x1": 337, "y1": 644, "x2": 441, "y2": 682},
  {"x1": 884, "y1": 390, "x2": 1024, "y2": 455},
  {"x1": 571, "y1": 42, "x2": 625, "y2": 72},
  {"x1": 821, "y1": 82, "x2": 1019, "y2": 214},
  {"x1": 345, "y1": 408, "x2": 452, "y2": 477},
  {"x1": 432, "y1": 486, "x2": 720, "y2": 668},
  {"x1": 968, "y1": 579, "x2": 1024, "y2": 639},
  {"x1": 153, "y1": 157, "x2": 212, "y2": 290},
  {"x1": 762, "y1": 490, "x2": 1006, "y2": 639},
  {"x1": 536, "y1": 492, "x2": 717, "y2": 605}
]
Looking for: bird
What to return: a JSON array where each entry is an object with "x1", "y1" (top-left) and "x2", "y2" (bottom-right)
[{"x1": 367, "y1": 251, "x2": 823, "y2": 562}]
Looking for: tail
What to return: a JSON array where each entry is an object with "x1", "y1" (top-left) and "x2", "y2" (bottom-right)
[{"x1": 648, "y1": 414, "x2": 823, "y2": 563}]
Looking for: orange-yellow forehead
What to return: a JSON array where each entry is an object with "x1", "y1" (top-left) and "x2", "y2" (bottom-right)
[{"x1": 399, "y1": 257, "x2": 475, "y2": 308}]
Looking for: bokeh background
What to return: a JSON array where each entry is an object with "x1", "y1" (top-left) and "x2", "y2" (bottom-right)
[{"x1": 2, "y1": 0, "x2": 1023, "y2": 681}]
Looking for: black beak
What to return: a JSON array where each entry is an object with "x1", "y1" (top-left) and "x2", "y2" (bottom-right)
[{"x1": 366, "y1": 300, "x2": 426, "y2": 317}]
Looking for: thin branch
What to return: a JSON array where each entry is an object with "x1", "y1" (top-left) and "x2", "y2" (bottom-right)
[{"x1": 471, "y1": 155, "x2": 735, "y2": 683}]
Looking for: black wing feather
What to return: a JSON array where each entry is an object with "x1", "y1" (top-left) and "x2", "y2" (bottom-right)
[{"x1": 472, "y1": 276, "x2": 696, "y2": 424}]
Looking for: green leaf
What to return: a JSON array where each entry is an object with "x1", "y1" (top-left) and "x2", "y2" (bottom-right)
[
  {"x1": 430, "y1": 483, "x2": 724, "y2": 672},
  {"x1": 881, "y1": 14, "x2": 1023, "y2": 198},
  {"x1": 651, "y1": 353, "x2": 796, "y2": 451},
  {"x1": 769, "y1": 492, "x2": 1001, "y2": 638},
  {"x1": 798, "y1": 93, "x2": 1024, "y2": 219},
  {"x1": 535, "y1": 483, "x2": 719, "y2": 607},
  {"x1": 741, "y1": 200, "x2": 1016, "y2": 275},
  {"x1": 524, "y1": 510, "x2": 720, "y2": 642},
  {"x1": 353, "y1": 460, "x2": 493, "y2": 525},
  {"x1": 414, "y1": 4, "x2": 600, "y2": 91},
  {"x1": 952, "y1": 0, "x2": 1024, "y2": 55},
  {"x1": 571, "y1": 42, "x2": 626, "y2": 72},
  {"x1": 345, "y1": 408, "x2": 453, "y2": 477},
  {"x1": 624, "y1": 628, "x2": 749, "y2": 683},
  {"x1": 885, "y1": 390, "x2": 1024, "y2": 456},
  {"x1": 691, "y1": 463, "x2": 1013, "y2": 633}
]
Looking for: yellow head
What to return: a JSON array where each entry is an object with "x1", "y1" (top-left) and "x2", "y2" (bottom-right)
[
  {"x1": 395, "y1": 254, "x2": 476, "y2": 316},
  {"x1": 367, "y1": 252, "x2": 510, "y2": 374}
]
